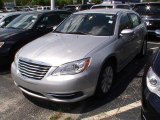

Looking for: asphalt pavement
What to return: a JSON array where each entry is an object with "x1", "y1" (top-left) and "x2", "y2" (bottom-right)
[{"x1": 0, "y1": 37, "x2": 160, "y2": 120}]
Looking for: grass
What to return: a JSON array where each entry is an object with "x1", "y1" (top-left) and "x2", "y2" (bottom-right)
[
  {"x1": 49, "y1": 112, "x2": 63, "y2": 120},
  {"x1": 64, "y1": 117, "x2": 74, "y2": 120}
]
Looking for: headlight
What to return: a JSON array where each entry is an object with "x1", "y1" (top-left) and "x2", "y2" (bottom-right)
[
  {"x1": 52, "y1": 58, "x2": 91, "y2": 75},
  {"x1": 146, "y1": 67, "x2": 160, "y2": 97},
  {"x1": 0, "y1": 42, "x2": 4, "y2": 48}
]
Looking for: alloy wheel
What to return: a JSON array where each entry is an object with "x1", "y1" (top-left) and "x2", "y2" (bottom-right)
[{"x1": 101, "y1": 66, "x2": 113, "y2": 94}]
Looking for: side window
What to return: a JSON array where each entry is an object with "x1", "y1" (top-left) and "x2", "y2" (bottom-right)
[
  {"x1": 2, "y1": 15, "x2": 19, "y2": 27},
  {"x1": 119, "y1": 13, "x2": 132, "y2": 32},
  {"x1": 58, "y1": 12, "x2": 70, "y2": 21},
  {"x1": 39, "y1": 14, "x2": 60, "y2": 26},
  {"x1": 128, "y1": 13, "x2": 140, "y2": 28}
]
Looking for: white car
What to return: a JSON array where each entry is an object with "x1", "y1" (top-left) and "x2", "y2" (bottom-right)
[
  {"x1": 37, "y1": 6, "x2": 51, "y2": 11},
  {"x1": 91, "y1": 3, "x2": 131, "y2": 9},
  {"x1": 12, "y1": 9, "x2": 147, "y2": 102}
]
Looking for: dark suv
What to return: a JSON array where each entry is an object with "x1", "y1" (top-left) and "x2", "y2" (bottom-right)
[{"x1": 133, "y1": 2, "x2": 160, "y2": 38}]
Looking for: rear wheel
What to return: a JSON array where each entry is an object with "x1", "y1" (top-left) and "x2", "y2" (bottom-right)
[{"x1": 95, "y1": 61, "x2": 116, "y2": 97}]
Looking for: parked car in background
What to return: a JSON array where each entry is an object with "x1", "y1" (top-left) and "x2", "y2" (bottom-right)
[
  {"x1": 79, "y1": 4, "x2": 94, "y2": 11},
  {"x1": 63, "y1": 5, "x2": 80, "y2": 12},
  {"x1": 37, "y1": 6, "x2": 51, "y2": 11},
  {"x1": 11, "y1": 9, "x2": 147, "y2": 102},
  {"x1": 133, "y1": 2, "x2": 160, "y2": 38},
  {"x1": 2, "y1": 7, "x2": 15, "y2": 12},
  {"x1": 0, "y1": 10, "x2": 71, "y2": 67},
  {"x1": 14, "y1": 6, "x2": 24, "y2": 11},
  {"x1": 142, "y1": 48, "x2": 160, "y2": 120},
  {"x1": 0, "y1": 12, "x2": 24, "y2": 28},
  {"x1": 91, "y1": 3, "x2": 131, "y2": 9}
]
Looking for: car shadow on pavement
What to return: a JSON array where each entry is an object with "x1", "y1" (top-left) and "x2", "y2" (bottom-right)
[
  {"x1": 22, "y1": 50, "x2": 153, "y2": 114},
  {"x1": 0, "y1": 66, "x2": 10, "y2": 75}
]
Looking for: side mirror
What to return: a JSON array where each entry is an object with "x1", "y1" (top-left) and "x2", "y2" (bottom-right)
[
  {"x1": 53, "y1": 26, "x2": 57, "y2": 31},
  {"x1": 120, "y1": 29, "x2": 134, "y2": 37}
]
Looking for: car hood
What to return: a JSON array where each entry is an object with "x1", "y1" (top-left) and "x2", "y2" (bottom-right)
[
  {"x1": 0, "y1": 28, "x2": 26, "y2": 41},
  {"x1": 19, "y1": 33, "x2": 113, "y2": 66}
]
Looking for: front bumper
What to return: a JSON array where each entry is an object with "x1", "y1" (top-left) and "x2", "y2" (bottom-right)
[
  {"x1": 11, "y1": 62, "x2": 97, "y2": 102},
  {"x1": 142, "y1": 87, "x2": 160, "y2": 120}
]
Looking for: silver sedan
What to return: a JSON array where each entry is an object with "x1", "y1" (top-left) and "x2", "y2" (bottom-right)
[{"x1": 11, "y1": 9, "x2": 147, "y2": 102}]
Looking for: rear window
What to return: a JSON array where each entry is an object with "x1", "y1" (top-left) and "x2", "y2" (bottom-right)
[
  {"x1": 133, "y1": 4, "x2": 160, "y2": 15},
  {"x1": 91, "y1": 5, "x2": 113, "y2": 9}
]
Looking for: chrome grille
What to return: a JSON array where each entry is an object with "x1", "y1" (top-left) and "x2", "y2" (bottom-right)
[{"x1": 18, "y1": 59, "x2": 51, "y2": 80}]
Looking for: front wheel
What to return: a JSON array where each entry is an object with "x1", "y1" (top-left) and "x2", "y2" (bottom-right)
[{"x1": 95, "y1": 61, "x2": 116, "y2": 97}]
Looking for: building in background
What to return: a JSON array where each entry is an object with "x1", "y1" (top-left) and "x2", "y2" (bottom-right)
[{"x1": 3, "y1": 0, "x2": 16, "y2": 7}]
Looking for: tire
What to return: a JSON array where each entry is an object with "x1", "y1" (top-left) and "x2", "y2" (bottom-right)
[
  {"x1": 139, "y1": 37, "x2": 147, "y2": 57},
  {"x1": 95, "y1": 61, "x2": 116, "y2": 97}
]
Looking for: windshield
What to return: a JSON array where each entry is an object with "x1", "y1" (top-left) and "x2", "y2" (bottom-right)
[
  {"x1": 6, "y1": 14, "x2": 39, "y2": 29},
  {"x1": 91, "y1": 5, "x2": 113, "y2": 9},
  {"x1": 55, "y1": 13, "x2": 116, "y2": 36},
  {"x1": 133, "y1": 4, "x2": 160, "y2": 15}
]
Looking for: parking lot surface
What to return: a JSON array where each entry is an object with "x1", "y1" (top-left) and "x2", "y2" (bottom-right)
[{"x1": 0, "y1": 38, "x2": 160, "y2": 120}]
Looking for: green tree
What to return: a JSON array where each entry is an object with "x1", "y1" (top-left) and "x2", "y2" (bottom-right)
[
  {"x1": 16, "y1": 0, "x2": 32, "y2": 6},
  {"x1": 31, "y1": 0, "x2": 50, "y2": 5},
  {"x1": 0, "y1": 0, "x2": 3, "y2": 9},
  {"x1": 55, "y1": 0, "x2": 73, "y2": 6},
  {"x1": 92, "y1": 0, "x2": 101, "y2": 4}
]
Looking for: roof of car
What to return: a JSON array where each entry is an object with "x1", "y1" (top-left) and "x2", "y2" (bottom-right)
[
  {"x1": 17, "y1": 10, "x2": 71, "y2": 15},
  {"x1": 0, "y1": 12, "x2": 25, "y2": 16},
  {"x1": 74, "y1": 9, "x2": 133, "y2": 14}
]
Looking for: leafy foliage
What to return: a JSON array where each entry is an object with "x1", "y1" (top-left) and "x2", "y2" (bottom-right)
[{"x1": 0, "y1": 0, "x2": 3, "y2": 9}]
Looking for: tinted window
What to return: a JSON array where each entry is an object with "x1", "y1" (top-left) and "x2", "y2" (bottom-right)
[
  {"x1": 55, "y1": 13, "x2": 117, "y2": 36},
  {"x1": 80, "y1": 5, "x2": 93, "y2": 10},
  {"x1": 6, "y1": 14, "x2": 39, "y2": 29},
  {"x1": 39, "y1": 14, "x2": 60, "y2": 26},
  {"x1": 133, "y1": 4, "x2": 160, "y2": 15},
  {"x1": 0, "y1": 15, "x2": 19, "y2": 27},
  {"x1": 91, "y1": 6, "x2": 113, "y2": 9},
  {"x1": 128, "y1": 13, "x2": 140, "y2": 28},
  {"x1": 116, "y1": 5, "x2": 130, "y2": 9},
  {"x1": 119, "y1": 13, "x2": 132, "y2": 32},
  {"x1": 58, "y1": 12, "x2": 71, "y2": 21}
]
